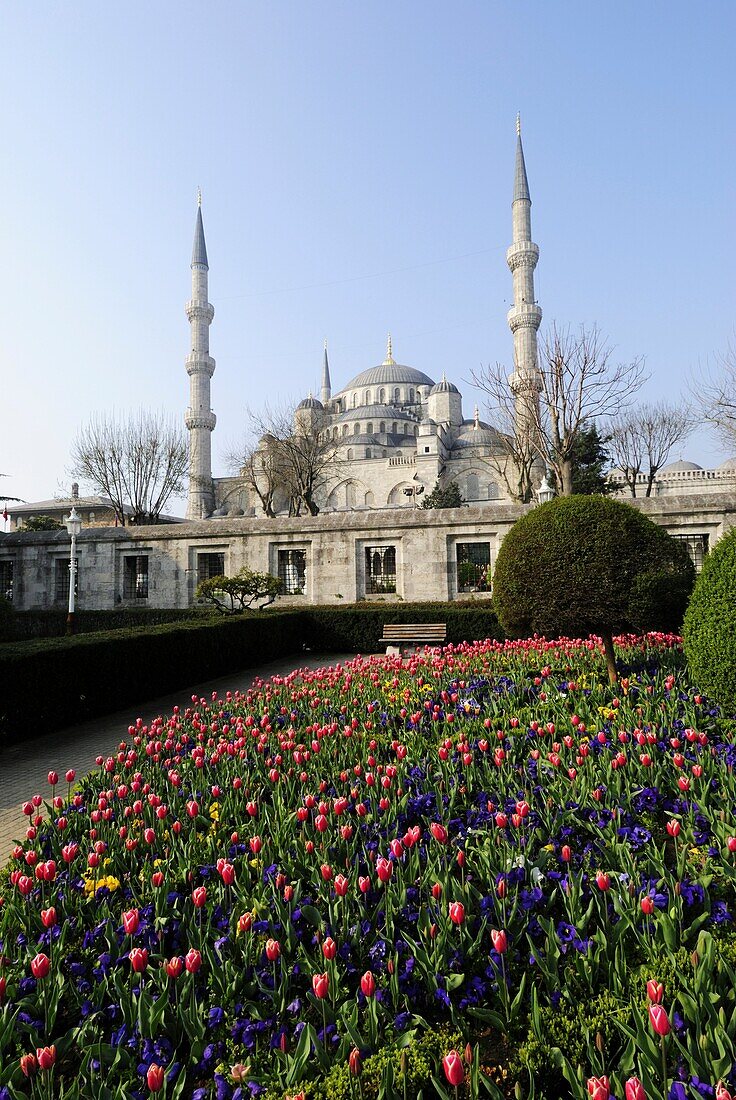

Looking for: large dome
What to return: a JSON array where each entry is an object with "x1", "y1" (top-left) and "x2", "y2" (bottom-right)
[
  {"x1": 342, "y1": 362, "x2": 435, "y2": 391},
  {"x1": 660, "y1": 459, "x2": 703, "y2": 474}
]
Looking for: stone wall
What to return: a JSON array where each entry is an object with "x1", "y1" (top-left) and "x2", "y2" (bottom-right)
[{"x1": 1, "y1": 494, "x2": 733, "y2": 612}]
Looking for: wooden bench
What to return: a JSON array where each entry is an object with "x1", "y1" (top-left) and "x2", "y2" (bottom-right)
[{"x1": 379, "y1": 622, "x2": 447, "y2": 655}]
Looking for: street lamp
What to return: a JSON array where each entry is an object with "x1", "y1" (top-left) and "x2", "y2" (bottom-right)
[
  {"x1": 64, "y1": 506, "x2": 82, "y2": 635},
  {"x1": 402, "y1": 484, "x2": 425, "y2": 507},
  {"x1": 537, "y1": 470, "x2": 555, "y2": 504}
]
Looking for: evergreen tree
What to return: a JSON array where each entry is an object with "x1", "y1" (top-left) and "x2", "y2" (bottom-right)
[
  {"x1": 567, "y1": 422, "x2": 612, "y2": 495},
  {"x1": 421, "y1": 481, "x2": 464, "y2": 509}
]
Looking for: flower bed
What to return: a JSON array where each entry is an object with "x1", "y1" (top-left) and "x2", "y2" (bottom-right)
[{"x1": 1, "y1": 634, "x2": 736, "y2": 1100}]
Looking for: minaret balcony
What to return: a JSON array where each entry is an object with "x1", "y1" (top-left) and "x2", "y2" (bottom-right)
[
  {"x1": 506, "y1": 241, "x2": 539, "y2": 271},
  {"x1": 185, "y1": 408, "x2": 217, "y2": 431},
  {"x1": 507, "y1": 303, "x2": 543, "y2": 332},
  {"x1": 185, "y1": 353, "x2": 216, "y2": 377},
  {"x1": 185, "y1": 300, "x2": 215, "y2": 323}
]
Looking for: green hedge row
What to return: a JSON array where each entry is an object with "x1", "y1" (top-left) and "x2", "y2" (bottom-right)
[
  {"x1": 0, "y1": 602, "x2": 503, "y2": 742},
  {"x1": 0, "y1": 606, "x2": 216, "y2": 642}
]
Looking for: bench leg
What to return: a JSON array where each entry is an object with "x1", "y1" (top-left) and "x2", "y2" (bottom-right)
[{"x1": 385, "y1": 645, "x2": 401, "y2": 656}]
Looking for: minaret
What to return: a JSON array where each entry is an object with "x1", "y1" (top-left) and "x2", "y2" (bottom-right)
[
  {"x1": 321, "y1": 341, "x2": 331, "y2": 406},
  {"x1": 506, "y1": 116, "x2": 542, "y2": 440},
  {"x1": 185, "y1": 191, "x2": 216, "y2": 520}
]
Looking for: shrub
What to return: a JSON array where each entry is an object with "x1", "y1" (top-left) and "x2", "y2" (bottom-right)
[
  {"x1": 492, "y1": 495, "x2": 694, "y2": 682},
  {"x1": 196, "y1": 568, "x2": 283, "y2": 613},
  {"x1": 683, "y1": 527, "x2": 736, "y2": 712}
]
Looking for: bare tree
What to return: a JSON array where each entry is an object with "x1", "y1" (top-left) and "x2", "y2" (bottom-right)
[
  {"x1": 699, "y1": 339, "x2": 736, "y2": 450},
  {"x1": 70, "y1": 410, "x2": 188, "y2": 525},
  {"x1": 536, "y1": 324, "x2": 647, "y2": 496},
  {"x1": 228, "y1": 404, "x2": 343, "y2": 517},
  {"x1": 468, "y1": 365, "x2": 538, "y2": 503},
  {"x1": 608, "y1": 401, "x2": 693, "y2": 497}
]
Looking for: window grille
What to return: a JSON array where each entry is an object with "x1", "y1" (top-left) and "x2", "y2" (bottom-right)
[
  {"x1": 0, "y1": 559, "x2": 14, "y2": 601},
  {"x1": 366, "y1": 545, "x2": 397, "y2": 594},
  {"x1": 198, "y1": 553, "x2": 225, "y2": 583},
  {"x1": 123, "y1": 556, "x2": 149, "y2": 599},
  {"x1": 672, "y1": 533, "x2": 709, "y2": 572},
  {"x1": 55, "y1": 558, "x2": 77, "y2": 601},
  {"x1": 457, "y1": 542, "x2": 492, "y2": 592},
  {"x1": 278, "y1": 549, "x2": 306, "y2": 594}
]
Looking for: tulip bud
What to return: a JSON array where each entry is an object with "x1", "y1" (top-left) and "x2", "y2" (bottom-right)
[
  {"x1": 146, "y1": 1063, "x2": 165, "y2": 1092},
  {"x1": 20, "y1": 1053, "x2": 38, "y2": 1078},
  {"x1": 646, "y1": 979, "x2": 664, "y2": 1003},
  {"x1": 349, "y1": 1048, "x2": 363, "y2": 1076}
]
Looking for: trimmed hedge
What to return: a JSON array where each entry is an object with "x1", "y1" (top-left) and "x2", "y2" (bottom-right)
[
  {"x1": 683, "y1": 528, "x2": 736, "y2": 714},
  {"x1": 0, "y1": 602, "x2": 503, "y2": 741},
  {"x1": 0, "y1": 611, "x2": 303, "y2": 739},
  {"x1": 0, "y1": 606, "x2": 216, "y2": 642}
]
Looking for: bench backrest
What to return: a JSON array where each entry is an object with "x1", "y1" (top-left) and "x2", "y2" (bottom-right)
[{"x1": 382, "y1": 623, "x2": 447, "y2": 639}]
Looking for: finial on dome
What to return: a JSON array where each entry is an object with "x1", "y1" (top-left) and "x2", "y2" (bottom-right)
[
  {"x1": 383, "y1": 333, "x2": 396, "y2": 366},
  {"x1": 473, "y1": 405, "x2": 480, "y2": 429},
  {"x1": 308, "y1": 390, "x2": 313, "y2": 399},
  {"x1": 516, "y1": 113, "x2": 521, "y2": 137},
  {"x1": 197, "y1": 186, "x2": 202, "y2": 207},
  {"x1": 441, "y1": 371, "x2": 447, "y2": 383}
]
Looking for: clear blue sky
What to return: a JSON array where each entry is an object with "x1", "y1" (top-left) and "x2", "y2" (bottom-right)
[{"x1": 2, "y1": 1, "x2": 735, "y2": 508}]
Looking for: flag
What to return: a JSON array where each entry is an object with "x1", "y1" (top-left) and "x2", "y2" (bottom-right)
[{"x1": 2, "y1": 505, "x2": 7, "y2": 522}]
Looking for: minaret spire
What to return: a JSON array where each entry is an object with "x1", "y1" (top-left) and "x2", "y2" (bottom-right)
[
  {"x1": 185, "y1": 197, "x2": 216, "y2": 519},
  {"x1": 321, "y1": 340, "x2": 332, "y2": 406},
  {"x1": 383, "y1": 333, "x2": 396, "y2": 366},
  {"x1": 506, "y1": 118, "x2": 542, "y2": 446}
]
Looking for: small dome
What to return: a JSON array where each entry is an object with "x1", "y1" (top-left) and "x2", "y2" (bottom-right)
[
  {"x1": 451, "y1": 419, "x2": 503, "y2": 451},
  {"x1": 660, "y1": 459, "x2": 703, "y2": 474},
  {"x1": 718, "y1": 457, "x2": 736, "y2": 471},
  {"x1": 297, "y1": 394, "x2": 324, "y2": 411},
  {"x1": 429, "y1": 374, "x2": 460, "y2": 396}
]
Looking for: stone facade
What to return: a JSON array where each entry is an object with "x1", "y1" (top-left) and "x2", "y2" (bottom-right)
[{"x1": 1, "y1": 495, "x2": 732, "y2": 612}]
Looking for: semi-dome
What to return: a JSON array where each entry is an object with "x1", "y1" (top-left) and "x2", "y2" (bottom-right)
[
  {"x1": 660, "y1": 459, "x2": 703, "y2": 474},
  {"x1": 718, "y1": 457, "x2": 736, "y2": 471},
  {"x1": 429, "y1": 374, "x2": 460, "y2": 395},
  {"x1": 334, "y1": 403, "x2": 416, "y2": 423},
  {"x1": 451, "y1": 419, "x2": 504, "y2": 451},
  {"x1": 296, "y1": 394, "x2": 324, "y2": 411}
]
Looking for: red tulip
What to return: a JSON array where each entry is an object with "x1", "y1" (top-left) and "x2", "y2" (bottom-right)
[
  {"x1": 265, "y1": 939, "x2": 280, "y2": 962},
  {"x1": 716, "y1": 1084, "x2": 733, "y2": 1100},
  {"x1": 491, "y1": 929, "x2": 508, "y2": 954},
  {"x1": 20, "y1": 1053, "x2": 38, "y2": 1078},
  {"x1": 560, "y1": 845, "x2": 571, "y2": 862},
  {"x1": 666, "y1": 820, "x2": 681, "y2": 837},
  {"x1": 442, "y1": 1050, "x2": 464, "y2": 1087},
  {"x1": 640, "y1": 896, "x2": 655, "y2": 915},
  {"x1": 376, "y1": 857, "x2": 392, "y2": 883},
  {"x1": 312, "y1": 972, "x2": 329, "y2": 999},
  {"x1": 36, "y1": 1046, "x2": 56, "y2": 1071},
  {"x1": 334, "y1": 874, "x2": 349, "y2": 897},
  {"x1": 587, "y1": 1077, "x2": 610, "y2": 1100},
  {"x1": 122, "y1": 909, "x2": 139, "y2": 935},
  {"x1": 448, "y1": 902, "x2": 465, "y2": 925},
  {"x1": 322, "y1": 937, "x2": 337, "y2": 960},
  {"x1": 595, "y1": 871, "x2": 610, "y2": 892},
  {"x1": 129, "y1": 948, "x2": 148, "y2": 974},
  {"x1": 146, "y1": 1063, "x2": 165, "y2": 1092},
  {"x1": 646, "y1": 979, "x2": 664, "y2": 1003},
  {"x1": 65, "y1": 769, "x2": 76, "y2": 783},
  {"x1": 648, "y1": 1003, "x2": 670, "y2": 1035},
  {"x1": 40, "y1": 908, "x2": 57, "y2": 929},
  {"x1": 238, "y1": 912, "x2": 253, "y2": 933},
  {"x1": 358, "y1": 876, "x2": 371, "y2": 893},
  {"x1": 165, "y1": 956, "x2": 184, "y2": 978},
  {"x1": 191, "y1": 886, "x2": 207, "y2": 908},
  {"x1": 430, "y1": 822, "x2": 448, "y2": 844},
  {"x1": 47, "y1": 771, "x2": 58, "y2": 786},
  {"x1": 360, "y1": 970, "x2": 376, "y2": 997},
  {"x1": 151, "y1": 871, "x2": 164, "y2": 888},
  {"x1": 625, "y1": 1078, "x2": 647, "y2": 1100},
  {"x1": 349, "y1": 1047, "x2": 363, "y2": 1076},
  {"x1": 727, "y1": 837, "x2": 736, "y2": 853},
  {"x1": 30, "y1": 953, "x2": 50, "y2": 979},
  {"x1": 249, "y1": 836, "x2": 262, "y2": 855},
  {"x1": 185, "y1": 948, "x2": 202, "y2": 974}
]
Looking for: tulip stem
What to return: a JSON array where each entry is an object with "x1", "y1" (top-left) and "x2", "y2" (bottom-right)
[{"x1": 661, "y1": 1034, "x2": 668, "y2": 1097}]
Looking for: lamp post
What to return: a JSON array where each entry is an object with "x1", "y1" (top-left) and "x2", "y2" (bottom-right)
[
  {"x1": 64, "y1": 506, "x2": 82, "y2": 635},
  {"x1": 402, "y1": 484, "x2": 425, "y2": 507}
]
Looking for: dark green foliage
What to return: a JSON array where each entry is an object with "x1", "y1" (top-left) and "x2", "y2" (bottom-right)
[
  {"x1": 22, "y1": 515, "x2": 65, "y2": 531},
  {"x1": 304, "y1": 602, "x2": 503, "y2": 654},
  {"x1": 421, "y1": 480, "x2": 464, "y2": 509},
  {"x1": 493, "y1": 495, "x2": 695, "y2": 639},
  {"x1": 683, "y1": 527, "x2": 736, "y2": 712},
  {"x1": 0, "y1": 606, "x2": 215, "y2": 643},
  {"x1": 568, "y1": 422, "x2": 613, "y2": 495}
]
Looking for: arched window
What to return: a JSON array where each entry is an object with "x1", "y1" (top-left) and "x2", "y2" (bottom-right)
[
  {"x1": 364, "y1": 491, "x2": 375, "y2": 507},
  {"x1": 382, "y1": 449, "x2": 387, "y2": 457},
  {"x1": 346, "y1": 482, "x2": 356, "y2": 508},
  {"x1": 414, "y1": 425, "x2": 419, "y2": 436},
  {"x1": 403, "y1": 424, "x2": 409, "y2": 434},
  {"x1": 379, "y1": 421, "x2": 385, "y2": 433},
  {"x1": 378, "y1": 389, "x2": 386, "y2": 403},
  {"x1": 354, "y1": 423, "x2": 360, "y2": 435},
  {"x1": 487, "y1": 482, "x2": 500, "y2": 500},
  {"x1": 409, "y1": 388, "x2": 415, "y2": 403},
  {"x1": 333, "y1": 426, "x2": 338, "y2": 439},
  {"x1": 391, "y1": 422, "x2": 397, "y2": 434},
  {"x1": 347, "y1": 449, "x2": 353, "y2": 461},
  {"x1": 367, "y1": 422, "x2": 373, "y2": 435},
  {"x1": 366, "y1": 448, "x2": 372, "y2": 459},
  {"x1": 393, "y1": 388, "x2": 401, "y2": 404},
  {"x1": 467, "y1": 473, "x2": 479, "y2": 499},
  {"x1": 342, "y1": 424, "x2": 349, "y2": 437},
  {"x1": 365, "y1": 391, "x2": 371, "y2": 405},
  {"x1": 352, "y1": 393, "x2": 357, "y2": 408}
]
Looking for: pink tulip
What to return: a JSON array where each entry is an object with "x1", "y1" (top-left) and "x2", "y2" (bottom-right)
[
  {"x1": 360, "y1": 970, "x2": 376, "y2": 997},
  {"x1": 648, "y1": 1003, "x2": 670, "y2": 1035},
  {"x1": 442, "y1": 1050, "x2": 464, "y2": 1087},
  {"x1": 625, "y1": 1078, "x2": 647, "y2": 1100}
]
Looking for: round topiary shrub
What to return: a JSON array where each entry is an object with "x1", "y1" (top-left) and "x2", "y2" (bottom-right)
[
  {"x1": 683, "y1": 526, "x2": 736, "y2": 713},
  {"x1": 493, "y1": 495, "x2": 695, "y2": 681}
]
